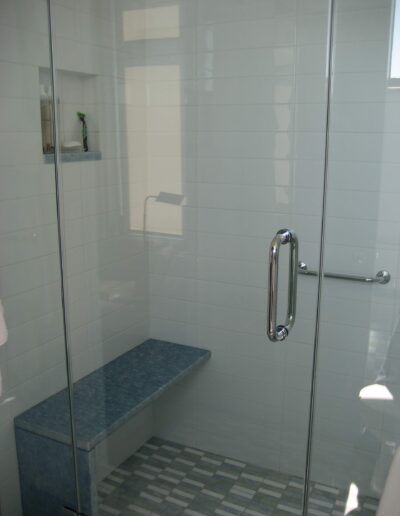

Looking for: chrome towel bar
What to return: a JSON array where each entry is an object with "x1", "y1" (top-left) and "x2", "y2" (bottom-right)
[{"x1": 298, "y1": 262, "x2": 391, "y2": 285}]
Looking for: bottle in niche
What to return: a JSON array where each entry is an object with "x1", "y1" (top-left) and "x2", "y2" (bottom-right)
[
  {"x1": 77, "y1": 112, "x2": 88, "y2": 152},
  {"x1": 40, "y1": 84, "x2": 54, "y2": 154}
]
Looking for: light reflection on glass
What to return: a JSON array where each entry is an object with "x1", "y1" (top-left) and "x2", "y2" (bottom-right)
[
  {"x1": 123, "y1": 6, "x2": 180, "y2": 42},
  {"x1": 359, "y1": 384, "x2": 394, "y2": 401},
  {"x1": 390, "y1": 0, "x2": 400, "y2": 79},
  {"x1": 126, "y1": 65, "x2": 184, "y2": 236},
  {"x1": 345, "y1": 483, "x2": 359, "y2": 515}
]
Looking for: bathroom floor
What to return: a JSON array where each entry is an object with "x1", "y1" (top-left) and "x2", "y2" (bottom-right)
[{"x1": 97, "y1": 437, "x2": 378, "y2": 516}]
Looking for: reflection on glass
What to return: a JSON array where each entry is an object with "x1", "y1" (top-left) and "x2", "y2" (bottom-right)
[
  {"x1": 123, "y1": 5, "x2": 180, "y2": 41},
  {"x1": 345, "y1": 482, "x2": 359, "y2": 515},
  {"x1": 143, "y1": 192, "x2": 185, "y2": 234},
  {"x1": 126, "y1": 64, "x2": 184, "y2": 236},
  {"x1": 359, "y1": 384, "x2": 394, "y2": 401},
  {"x1": 390, "y1": 0, "x2": 400, "y2": 78}
]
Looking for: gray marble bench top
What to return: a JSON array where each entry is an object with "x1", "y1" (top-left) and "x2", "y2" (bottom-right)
[{"x1": 14, "y1": 339, "x2": 210, "y2": 451}]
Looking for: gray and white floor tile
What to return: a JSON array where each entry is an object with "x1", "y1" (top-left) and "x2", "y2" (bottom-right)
[{"x1": 97, "y1": 438, "x2": 378, "y2": 516}]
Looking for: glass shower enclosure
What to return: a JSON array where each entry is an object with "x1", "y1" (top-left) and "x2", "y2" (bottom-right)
[{"x1": 0, "y1": 0, "x2": 399, "y2": 515}]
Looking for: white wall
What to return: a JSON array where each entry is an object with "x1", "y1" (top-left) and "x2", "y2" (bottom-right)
[
  {"x1": 146, "y1": 0, "x2": 400, "y2": 501},
  {"x1": 0, "y1": 1, "x2": 149, "y2": 514},
  {"x1": 2, "y1": 0, "x2": 400, "y2": 514},
  {"x1": 311, "y1": 0, "x2": 400, "y2": 498},
  {"x1": 53, "y1": 0, "x2": 150, "y2": 381},
  {"x1": 0, "y1": 2, "x2": 69, "y2": 513},
  {"x1": 145, "y1": 0, "x2": 329, "y2": 479}
]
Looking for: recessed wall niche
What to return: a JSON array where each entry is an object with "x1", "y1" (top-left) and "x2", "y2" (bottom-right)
[{"x1": 39, "y1": 68, "x2": 101, "y2": 162}]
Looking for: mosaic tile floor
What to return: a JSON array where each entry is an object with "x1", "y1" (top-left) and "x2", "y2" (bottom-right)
[{"x1": 97, "y1": 437, "x2": 378, "y2": 516}]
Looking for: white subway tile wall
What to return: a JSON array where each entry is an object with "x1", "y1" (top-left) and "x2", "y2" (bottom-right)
[
  {"x1": 0, "y1": 1, "x2": 68, "y2": 514},
  {"x1": 311, "y1": 0, "x2": 400, "y2": 498},
  {"x1": 0, "y1": 0, "x2": 149, "y2": 514},
  {"x1": 145, "y1": 0, "x2": 400, "y2": 503},
  {"x1": 148, "y1": 0, "x2": 328, "y2": 487},
  {"x1": 0, "y1": 0, "x2": 399, "y2": 514}
]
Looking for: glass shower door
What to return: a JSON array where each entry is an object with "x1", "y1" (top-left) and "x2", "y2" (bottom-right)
[
  {"x1": 0, "y1": 0, "x2": 78, "y2": 515},
  {"x1": 307, "y1": 0, "x2": 400, "y2": 514},
  {"x1": 49, "y1": 1, "x2": 332, "y2": 515}
]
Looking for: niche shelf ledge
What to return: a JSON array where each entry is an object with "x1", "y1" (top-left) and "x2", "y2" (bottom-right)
[{"x1": 44, "y1": 151, "x2": 102, "y2": 164}]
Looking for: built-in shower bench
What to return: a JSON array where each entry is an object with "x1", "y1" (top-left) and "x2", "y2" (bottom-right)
[{"x1": 14, "y1": 339, "x2": 211, "y2": 516}]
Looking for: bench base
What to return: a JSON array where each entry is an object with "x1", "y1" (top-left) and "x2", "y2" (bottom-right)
[
  {"x1": 16, "y1": 428, "x2": 96, "y2": 516},
  {"x1": 16, "y1": 404, "x2": 154, "y2": 516}
]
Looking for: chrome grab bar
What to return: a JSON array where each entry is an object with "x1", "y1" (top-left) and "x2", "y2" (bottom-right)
[
  {"x1": 267, "y1": 229, "x2": 299, "y2": 342},
  {"x1": 298, "y1": 261, "x2": 391, "y2": 285}
]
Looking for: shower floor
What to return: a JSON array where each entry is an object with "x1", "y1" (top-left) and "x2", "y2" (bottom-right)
[{"x1": 97, "y1": 437, "x2": 378, "y2": 516}]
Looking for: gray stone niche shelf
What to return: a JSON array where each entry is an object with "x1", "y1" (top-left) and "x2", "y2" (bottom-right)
[{"x1": 44, "y1": 151, "x2": 101, "y2": 163}]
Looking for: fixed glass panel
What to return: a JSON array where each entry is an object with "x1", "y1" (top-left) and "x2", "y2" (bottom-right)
[
  {"x1": 0, "y1": 0, "x2": 77, "y2": 515},
  {"x1": 50, "y1": 1, "x2": 331, "y2": 515},
  {"x1": 309, "y1": 0, "x2": 400, "y2": 514}
]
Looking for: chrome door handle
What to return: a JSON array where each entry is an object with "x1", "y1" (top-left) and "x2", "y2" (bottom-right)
[{"x1": 267, "y1": 229, "x2": 299, "y2": 342}]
